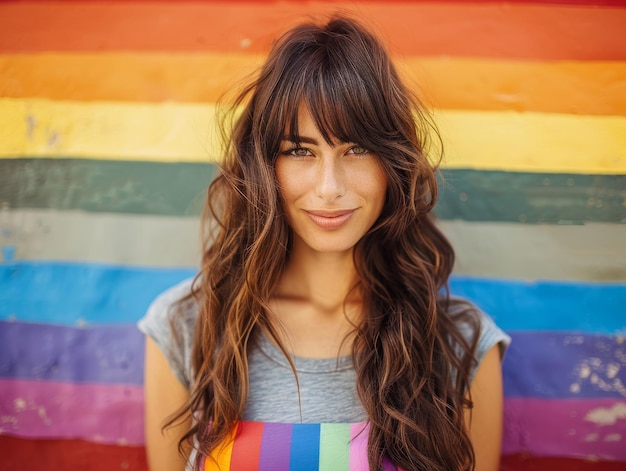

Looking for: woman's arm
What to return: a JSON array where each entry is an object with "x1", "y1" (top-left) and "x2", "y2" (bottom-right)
[
  {"x1": 464, "y1": 344, "x2": 505, "y2": 471},
  {"x1": 144, "y1": 336, "x2": 192, "y2": 471}
]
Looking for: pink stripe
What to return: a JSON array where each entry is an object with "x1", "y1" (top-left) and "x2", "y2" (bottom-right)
[
  {"x1": 503, "y1": 397, "x2": 626, "y2": 461},
  {"x1": 1, "y1": 379, "x2": 624, "y2": 461},
  {"x1": 349, "y1": 422, "x2": 370, "y2": 471},
  {"x1": 0, "y1": 379, "x2": 143, "y2": 445}
]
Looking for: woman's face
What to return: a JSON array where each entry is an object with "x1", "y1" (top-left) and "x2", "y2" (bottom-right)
[{"x1": 275, "y1": 107, "x2": 387, "y2": 255}]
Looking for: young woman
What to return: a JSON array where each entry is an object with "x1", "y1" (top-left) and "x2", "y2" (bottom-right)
[{"x1": 139, "y1": 15, "x2": 510, "y2": 471}]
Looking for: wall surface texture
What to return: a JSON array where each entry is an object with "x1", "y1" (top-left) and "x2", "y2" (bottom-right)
[{"x1": 0, "y1": 1, "x2": 625, "y2": 470}]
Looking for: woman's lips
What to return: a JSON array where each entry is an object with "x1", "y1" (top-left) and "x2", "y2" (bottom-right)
[{"x1": 304, "y1": 210, "x2": 355, "y2": 230}]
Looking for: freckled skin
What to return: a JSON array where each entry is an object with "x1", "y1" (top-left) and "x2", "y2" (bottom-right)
[{"x1": 275, "y1": 107, "x2": 387, "y2": 256}]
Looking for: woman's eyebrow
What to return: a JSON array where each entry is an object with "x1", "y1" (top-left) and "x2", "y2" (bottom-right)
[{"x1": 281, "y1": 135, "x2": 319, "y2": 145}]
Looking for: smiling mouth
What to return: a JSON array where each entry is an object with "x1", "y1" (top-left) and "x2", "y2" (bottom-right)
[{"x1": 304, "y1": 210, "x2": 355, "y2": 229}]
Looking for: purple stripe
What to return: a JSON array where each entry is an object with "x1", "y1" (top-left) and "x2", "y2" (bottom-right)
[
  {"x1": 258, "y1": 422, "x2": 292, "y2": 471},
  {"x1": 0, "y1": 321, "x2": 144, "y2": 385},
  {"x1": 0, "y1": 378, "x2": 143, "y2": 445},
  {"x1": 503, "y1": 397, "x2": 626, "y2": 461},
  {"x1": 505, "y1": 332, "x2": 626, "y2": 399},
  {"x1": 3, "y1": 322, "x2": 625, "y2": 402}
]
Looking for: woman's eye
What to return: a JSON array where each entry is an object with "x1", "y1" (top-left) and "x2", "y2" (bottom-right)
[
  {"x1": 283, "y1": 147, "x2": 312, "y2": 157},
  {"x1": 348, "y1": 145, "x2": 369, "y2": 155}
]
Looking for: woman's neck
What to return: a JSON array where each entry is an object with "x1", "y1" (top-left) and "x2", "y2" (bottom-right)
[
  {"x1": 277, "y1": 244, "x2": 360, "y2": 313},
  {"x1": 269, "y1": 242, "x2": 363, "y2": 358}
]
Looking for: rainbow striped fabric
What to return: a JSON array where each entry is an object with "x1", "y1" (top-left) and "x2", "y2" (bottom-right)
[
  {"x1": 204, "y1": 421, "x2": 400, "y2": 471},
  {"x1": 1, "y1": 1, "x2": 625, "y2": 470}
]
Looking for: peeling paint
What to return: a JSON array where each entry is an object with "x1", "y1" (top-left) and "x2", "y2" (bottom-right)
[
  {"x1": 25, "y1": 114, "x2": 37, "y2": 140},
  {"x1": 584, "y1": 432, "x2": 599, "y2": 442},
  {"x1": 604, "y1": 433, "x2": 622, "y2": 442},
  {"x1": 607, "y1": 363, "x2": 621, "y2": 379},
  {"x1": 564, "y1": 335, "x2": 585, "y2": 345},
  {"x1": 580, "y1": 364, "x2": 592, "y2": 379},
  {"x1": 572, "y1": 350, "x2": 626, "y2": 398},
  {"x1": 46, "y1": 130, "x2": 60, "y2": 148},
  {"x1": 1, "y1": 415, "x2": 18, "y2": 429},
  {"x1": 584, "y1": 402, "x2": 626, "y2": 426},
  {"x1": 13, "y1": 398, "x2": 26, "y2": 412},
  {"x1": 37, "y1": 406, "x2": 51, "y2": 426}
]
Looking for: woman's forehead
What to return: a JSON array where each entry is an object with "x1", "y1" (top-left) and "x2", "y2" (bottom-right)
[{"x1": 282, "y1": 101, "x2": 362, "y2": 146}]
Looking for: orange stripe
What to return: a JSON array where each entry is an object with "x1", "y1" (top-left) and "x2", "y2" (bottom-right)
[
  {"x1": 2, "y1": 53, "x2": 625, "y2": 116},
  {"x1": 204, "y1": 426, "x2": 237, "y2": 471},
  {"x1": 17, "y1": 0, "x2": 626, "y2": 5},
  {"x1": 1, "y1": 2, "x2": 624, "y2": 60}
]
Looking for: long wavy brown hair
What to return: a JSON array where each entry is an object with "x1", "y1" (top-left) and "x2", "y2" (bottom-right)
[{"x1": 169, "y1": 15, "x2": 480, "y2": 471}]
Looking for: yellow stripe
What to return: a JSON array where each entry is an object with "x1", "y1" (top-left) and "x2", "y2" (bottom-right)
[
  {"x1": 0, "y1": 98, "x2": 223, "y2": 163},
  {"x1": 1, "y1": 98, "x2": 625, "y2": 174},
  {"x1": 435, "y1": 110, "x2": 626, "y2": 174}
]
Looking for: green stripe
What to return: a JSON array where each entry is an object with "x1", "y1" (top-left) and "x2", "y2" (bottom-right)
[
  {"x1": 1, "y1": 158, "x2": 624, "y2": 223},
  {"x1": 319, "y1": 423, "x2": 351, "y2": 470}
]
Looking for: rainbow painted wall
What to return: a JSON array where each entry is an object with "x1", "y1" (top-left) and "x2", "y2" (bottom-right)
[{"x1": 0, "y1": 1, "x2": 625, "y2": 470}]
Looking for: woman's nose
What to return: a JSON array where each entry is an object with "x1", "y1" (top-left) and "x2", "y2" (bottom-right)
[{"x1": 315, "y1": 157, "x2": 346, "y2": 201}]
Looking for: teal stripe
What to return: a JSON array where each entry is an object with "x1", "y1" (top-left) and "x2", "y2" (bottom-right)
[
  {"x1": 0, "y1": 158, "x2": 215, "y2": 217},
  {"x1": 319, "y1": 423, "x2": 351, "y2": 470},
  {"x1": 437, "y1": 169, "x2": 626, "y2": 224},
  {"x1": 1, "y1": 158, "x2": 624, "y2": 223}
]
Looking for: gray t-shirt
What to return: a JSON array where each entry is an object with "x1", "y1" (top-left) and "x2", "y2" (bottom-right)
[{"x1": 138, "y1": 278, "x2": 510, "y2": 423}]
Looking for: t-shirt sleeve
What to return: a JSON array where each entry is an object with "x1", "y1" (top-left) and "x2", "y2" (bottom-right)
[
  {"x1": 450, "y1": 297, "x2": 511, "y2": 384},
  {"x1": 137, "y1": 278, "x2": 198, "y2": 390}
]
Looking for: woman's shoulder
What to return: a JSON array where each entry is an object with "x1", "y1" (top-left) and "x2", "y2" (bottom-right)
[
  {"x1": 137, "y1": 277, "x2": 200, "y2": 389},
  {"x1": 445, "y1": 296, "x2": 511, "y2": 382}
]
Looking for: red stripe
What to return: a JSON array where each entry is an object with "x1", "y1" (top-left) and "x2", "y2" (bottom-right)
[
  {"x1": 1, "y1": 435, "x2": 624, "y2": 471},
  {"x1": 0, "y1": 435, "x2": 147, "y2": 471},
  {"x1": 500, "y1": 453, "x2": 626, "y2": 471},
  {"x1": 228, "y1": 421, "x2": 265, "y2": 469},
  {"x1": 2, "y1": 0, "x2": 624, "y2": 5},
  {"x1": 0, "y1": 2, "x2": 624, "y2": 60}
]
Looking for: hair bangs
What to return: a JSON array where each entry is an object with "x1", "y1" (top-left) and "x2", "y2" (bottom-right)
[{"x1": 276, "y1": 31, "x2": 392, "y2": 152}]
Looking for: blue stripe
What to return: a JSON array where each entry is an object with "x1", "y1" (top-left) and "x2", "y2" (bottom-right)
[
  {"x1": 0, "y1": 321, "x2": 144, "y2": 385},
  {"x1": 504, "y1": 332, "x2": 626, "y2": 399},
  {"x1": 289, "y1": 423, "x2": 320, "y2": 471},
  {"x1": 0, "y1": 261, "x2": 195, "y2": 325},
  {"x1": 449, "y1": 276, "x2": 626, "y2": 334},
  {"x1": 1, "y1": 261, "x2": 625, "y2": 333}
]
